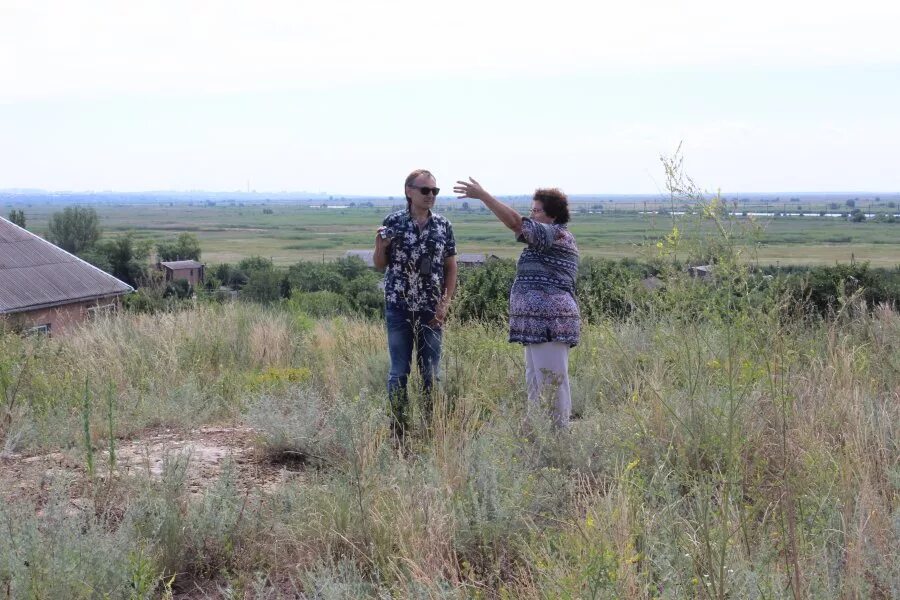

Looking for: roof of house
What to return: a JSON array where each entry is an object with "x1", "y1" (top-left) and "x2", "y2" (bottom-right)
[
  {"x1": 345, "y1": 250, "x2": 375, "y2": 267},
  {"x1": 459, "y1": 253, "x2": 502, "y2": 264},
  {"x1": 458, "y1": 253, "x2": 487, "y2": 264},
  {"x1": 159, "y1": 260, "x2": 204, "y2": 270},
  {"x1": 0, "y1": 217, "x2": 133, "y2": 315}
]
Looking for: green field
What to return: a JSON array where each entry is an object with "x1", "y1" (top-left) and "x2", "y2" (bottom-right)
[{"x1": 7, "y1": 200, "x2": 900, "y2": 267}]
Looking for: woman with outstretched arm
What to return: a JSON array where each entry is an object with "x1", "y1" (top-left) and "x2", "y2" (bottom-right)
[{"x1": 454, "y1": 178, "x2": 580, "y2": 428}]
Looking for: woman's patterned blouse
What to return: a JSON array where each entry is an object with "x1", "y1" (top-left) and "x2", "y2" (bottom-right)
[{"x1": 509, "y1": 218, "x2": 580, "y2": 346}]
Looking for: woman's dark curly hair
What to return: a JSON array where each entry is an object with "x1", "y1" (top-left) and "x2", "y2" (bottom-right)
[{"x1": 534, "y1": 188, "x2": 570, "y2": 224}]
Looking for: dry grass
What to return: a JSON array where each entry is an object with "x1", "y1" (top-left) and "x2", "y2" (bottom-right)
[{"x1": 1, "y1": 300, "x2": 897, "y2": 598}]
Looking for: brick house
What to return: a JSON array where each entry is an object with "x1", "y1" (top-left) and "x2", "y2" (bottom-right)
[
  {"x1": 158, "y1": 260, "x2": 205, "y2": 286},
  {"x1": 0, "y1": 216, "x2": 133, "y2": 335}
]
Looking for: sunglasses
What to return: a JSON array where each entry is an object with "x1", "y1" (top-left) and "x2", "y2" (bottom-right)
[{"x1": 409, "y1": 186, "x2": 440, "y2": 196}]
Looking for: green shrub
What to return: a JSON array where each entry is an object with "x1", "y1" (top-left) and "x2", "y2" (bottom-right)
[
  {"x1": 454, "y1": 259, "x2": 516, "y2": 321},
  {"x1": 344, "y1": 271, "x2": 384, "y2": 317},
  {"x1": 577, "y1": 257, "x2": 655, "y2": 321},
  {"x1": 288, "y1": 290, "x2": 352, "y2": 317},
  {"x1": 287, "y1": 261, "x2": 348, "y2": 294},
  {"x1": 771, "y1": 262, "x2": 900, "y2": 317},
  {"x1": 241, "y1": 267, "x2": 283, "y2": 304},
  {"x1": 283, "y1": 257, "x2": 383, "y2": 317},
  {"x1": 0, "y1": 485, "x2": 165, "y2": 599},
  {"x1": 164, "y1": 278, "x2": 193, "y2": 300},
  {"x1": 246, "y1": 386, "x2": 385, "y2": 468}
]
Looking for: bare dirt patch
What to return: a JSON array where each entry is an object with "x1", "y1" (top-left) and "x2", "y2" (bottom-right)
[{"x1": 1, "y1": 425, "x2": 304, "y2": 508}]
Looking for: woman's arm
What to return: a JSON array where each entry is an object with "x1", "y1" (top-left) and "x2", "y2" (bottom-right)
[{"x1": 454, "y1": 178, "x2": 523, "y2": 235}]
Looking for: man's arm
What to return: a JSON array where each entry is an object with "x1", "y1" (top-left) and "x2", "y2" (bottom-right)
[
  {"x1": 434, "y1": 255, "x2": 457, "y2": 326},
  {"x1": 373, "y1": 227, "x2": 391, "y2": 272}
]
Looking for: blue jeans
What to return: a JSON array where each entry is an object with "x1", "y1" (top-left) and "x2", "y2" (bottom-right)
[{"x1": 386, "y1": 305, "x2": 442, "y2": 435}]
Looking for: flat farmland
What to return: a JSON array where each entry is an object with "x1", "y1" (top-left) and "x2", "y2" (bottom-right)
[{"x1": 9, "y1": 200, "x2": 900, "y2": 267}]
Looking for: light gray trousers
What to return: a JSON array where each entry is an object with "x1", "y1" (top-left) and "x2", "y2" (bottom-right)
[{"x1": 524, "y1": 342, "x2": 571, "y2": 428}]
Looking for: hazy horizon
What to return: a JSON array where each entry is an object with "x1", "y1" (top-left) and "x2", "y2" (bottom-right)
[{"x1": 3, "y1": 189, "x2": 898, "y2": 202}]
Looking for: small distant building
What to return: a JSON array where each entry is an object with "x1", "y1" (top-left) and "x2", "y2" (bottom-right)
[
  {"x1": 158, "y1": 260, "x2": 205, "y2": 286},
  {"x1": 457, "y1": 253, "x2": 500, "y2": 267},
  {"x1": 0, "y1": 217, "x2": 133, "y2": 335},
  {"x1": 457, "y1": 253, "x2": 486, "y2": 267},
  {"x1": 345, "y1": 250, "x2": 375, "y2": 268}
]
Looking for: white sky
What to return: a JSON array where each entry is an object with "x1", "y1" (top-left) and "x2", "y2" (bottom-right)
[{"x1": 2, "y1": 0, "x2": 899, "y2": 194}]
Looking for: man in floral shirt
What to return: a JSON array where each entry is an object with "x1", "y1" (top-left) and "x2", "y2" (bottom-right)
[{"x1": 374, "y1": 169, "x2": 458, "y2": 440}]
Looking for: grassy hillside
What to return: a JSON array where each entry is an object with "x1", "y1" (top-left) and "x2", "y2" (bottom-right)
[{"x1": 2, "y1": 296, "x2": 897, "y2": 598}]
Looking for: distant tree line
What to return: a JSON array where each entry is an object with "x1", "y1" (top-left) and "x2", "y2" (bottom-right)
[
  {"x1": 7, "y1": 209, "x2": 26, "y2": 228},
  {"x1": 200, "y1": 255, "x2": 383, "y2": 317},
  {"x1": 156, "y1": 233, "x2": 202, "y2": 262},
  {"x1": 43, "y1": 206, "x2": 203, "y2": 292},
  {"x1": 48, "y1": 206, "x2": 101, "y2": 254},
  {"x1": 454, "y1": 257, "x2": 900, "y2": 323},
  {"x1": 39, "y1": 205, "x2": 900, "y2": 320},
  {"x1": 195, "y1": 255, "x2": 900, "y2": 323}
]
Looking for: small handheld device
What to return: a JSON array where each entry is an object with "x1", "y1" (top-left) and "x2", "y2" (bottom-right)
[
  {"x1": 418, "y1": 252, "x2": 433, "y2": 275},
  {"x1": 379, "y1": 227, "x2": 395, "y2": 240}
]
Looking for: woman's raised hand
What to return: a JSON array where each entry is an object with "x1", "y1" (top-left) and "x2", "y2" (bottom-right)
[
  {"x1": 454, "y1": 177, "x2": 488, "y2": 201},
  {"x1": 456, "y1": 176, "x2": 523, "y2": 233}
]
